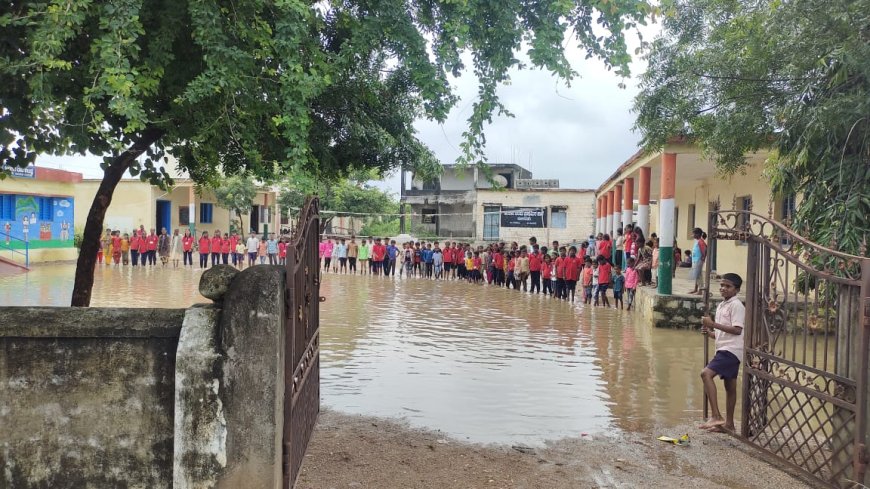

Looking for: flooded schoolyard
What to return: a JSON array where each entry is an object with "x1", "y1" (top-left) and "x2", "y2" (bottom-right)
[{"x1": 1, "y1": 263, "x2": 717, "y2": 445}]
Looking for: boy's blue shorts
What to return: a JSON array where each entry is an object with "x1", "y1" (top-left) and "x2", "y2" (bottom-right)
[
  {"x1": 707, "y1": 350, "x2": 741, "y2": 380},
  {"x1": 613, "y1": 289, "x2": 623, "y2": 299},
  {"x1": 584, "y1": 286, "x2": 593, "y2": 298}
]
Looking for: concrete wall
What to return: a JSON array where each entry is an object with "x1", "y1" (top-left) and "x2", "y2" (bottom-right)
[
  {"x1": 0, "y1": 307, "x2": 184, "y2": 488},
  {"x1": 474, "y1": 189, "x2": 595, "y2": 244},
  {"x1": 0, "y1": 265, "x2": 295, "y2": 489}
]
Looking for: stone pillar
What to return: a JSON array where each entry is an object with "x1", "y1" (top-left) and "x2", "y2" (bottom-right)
[
  {"x1": 188, "y1": 185, "x2": 196, "y2": 235},
  {"x1": 613, "y1": 183, "x2": 623, "y2": 240},
  {"x1": 622, "y1": 177, "x2": 634, "y2": 231},
  {"x1": 175, "y1": 265, "x2": 287, "y2": 489},
  {"x1": 596, "y1": 197, "x2": 602, "y2": 235},
  {"x1": 657, "y1": 153, "x2": 676, "y2": 295},
  {"x1": 607, "y1": 190, "x2": 615, "y2": 236},
  {"x1": 638, "y1": 167, "x2": 651, "y2": 236}
]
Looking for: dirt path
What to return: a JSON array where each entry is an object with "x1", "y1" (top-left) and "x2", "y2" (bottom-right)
[{"x1": 297, "y1": 409, "x2": 811, "y2": 489}]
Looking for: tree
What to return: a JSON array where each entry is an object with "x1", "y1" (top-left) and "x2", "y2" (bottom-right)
[
  {"x1": 211, "y1": 175, "x2": 258, "y2": 235},
  {"x1": 2, "y1": 1, "x2": 653, "y2": 305},
  {"x1": 633, "y1": 0, "x2": 870, "y2": 257},
  {"x1": 278, "y1": 173, "x2": 398, "y2": 235}
]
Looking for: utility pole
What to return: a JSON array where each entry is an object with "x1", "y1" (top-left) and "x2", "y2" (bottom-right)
[{"x1": 399, "y1": 165, "x2": 406, "y2": 233}]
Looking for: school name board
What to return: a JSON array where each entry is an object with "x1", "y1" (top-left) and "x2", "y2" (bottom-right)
[
  {"x1": 500, "y1": 207, "x2": 547, "y2": 228},
  {"x1": 1, "y1": 163, "x2": 35, "y2": 179}
]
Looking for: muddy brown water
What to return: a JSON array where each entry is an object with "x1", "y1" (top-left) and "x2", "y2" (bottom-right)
[{"x1": 2, "y1": 264, "x2": 736, "y2": 444}]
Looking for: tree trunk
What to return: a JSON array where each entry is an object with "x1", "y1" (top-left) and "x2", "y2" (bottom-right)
[
  {"x1": 238, "y1": 210, "x2": 245, "y2": 236},
  {"x1": 71, "y1": 127, "x2": 166, "y2": 307}
]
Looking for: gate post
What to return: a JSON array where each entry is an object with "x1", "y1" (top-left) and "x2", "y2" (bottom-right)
[{"x1": 854, "y1": 260, "x2": 870, "y2": 484}]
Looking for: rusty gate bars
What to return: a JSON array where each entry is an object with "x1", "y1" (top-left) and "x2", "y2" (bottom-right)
[
  {"x1": 282, "y1": 197, "x2": 321, "y2": 488},
  {"x1": 710, "y1": 209, "x2": 868, "y2": 488}
]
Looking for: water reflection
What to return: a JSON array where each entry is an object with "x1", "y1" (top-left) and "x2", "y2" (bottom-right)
[
  {"x1": 0, "y1": 263, "x2": 206, "y2": 307},
  {"x1": 320, "y1": 274, "x2": 721, "y2": 444},
  {"x1": 2, "y1": 264, "x2": 743, "y2": 444}
]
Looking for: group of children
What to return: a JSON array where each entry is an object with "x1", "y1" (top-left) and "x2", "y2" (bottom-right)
[
  {"x1": 319, "y1": 236, "x2": 646, "y2": 310},
  {"x1": 97, "y1": 226, "x2": 288, "y2": 269}
]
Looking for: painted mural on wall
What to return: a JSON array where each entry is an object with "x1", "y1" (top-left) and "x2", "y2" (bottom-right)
[{"x1": 1, "y1": 194, "x2": 74, "y2": 249}]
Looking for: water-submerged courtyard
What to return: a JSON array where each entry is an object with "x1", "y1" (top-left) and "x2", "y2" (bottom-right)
[{"x1": 2, "y1": 263, "x2": 716, "y2": 445}]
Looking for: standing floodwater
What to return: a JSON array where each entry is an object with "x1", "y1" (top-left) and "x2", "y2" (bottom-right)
[
  {"x1": 1, "y1": 264, "x2": 719, "y2": 444},
  {"x1": 320, "y1": 273, "x2": 713, "y2": 444}
]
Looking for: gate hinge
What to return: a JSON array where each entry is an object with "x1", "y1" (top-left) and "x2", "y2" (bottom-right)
[
  {"x1": 855, "y1": 443, "x2": 869, "y2": 480},
  {"x1": 282, "y1": 441, "x2": 291, "y2": 476}
]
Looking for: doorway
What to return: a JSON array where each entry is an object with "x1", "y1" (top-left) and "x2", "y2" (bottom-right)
[
  {"x1": 250, "y1": 205, "x2": 260, "y2": 234},
  {"x1": 156, "y1": 200, "x2": 171, "y2": 233}
]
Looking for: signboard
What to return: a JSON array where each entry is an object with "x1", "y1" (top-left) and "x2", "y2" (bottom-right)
[
  {"x1": 500, "y1": 206, "x2": 547, "y2": 228},
  {"x1": 1, "y1": 163, "x2": 35, "y2": 179}
]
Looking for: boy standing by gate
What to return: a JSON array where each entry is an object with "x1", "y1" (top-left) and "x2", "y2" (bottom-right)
[{"x1": 700, "y1": 273, "x2": 745, "y2": 433}]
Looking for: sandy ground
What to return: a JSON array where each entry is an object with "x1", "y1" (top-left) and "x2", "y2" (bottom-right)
[{"x1": 297, "y1": 409, "x2": 812, "y2": 489}]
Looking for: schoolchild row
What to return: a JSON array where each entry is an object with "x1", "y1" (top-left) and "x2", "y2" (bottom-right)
[
  {"x1": 96, "y1": 226, "x2": 290, "y2": 269},
  {"x1": 319, "y1": 235, "x2": 654, "y2": 310}
]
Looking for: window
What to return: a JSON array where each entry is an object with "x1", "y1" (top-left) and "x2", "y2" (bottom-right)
[
  {"x1": 483, "y1": 206, "x2": 500, "y2": 240},
  {"x1": 179, "y1": 206, "x2": 190, "y2": 226},
  {"x1": 422, "y1": 180, "x2": 437, "y2": 191},
  {"x1": 280, "y1": 209, "x2": 289, "y2": 225},
  {"x1": 259, "y1": 206, "x2": 270, "y2": 223},
  {"x1": 779, "y1": 194, "x2": 796, "y2": 224},
  {"x1": 0, "y1": 194, "x2": 14, "y2": 220},
  {"x1": 38, "y1": 197, "x2": 54, "y2": 221},
  {"x1": 550, "y1": 207, "x2": 567, "y2": 229},
  {"x1": 422, "y1": 208, "x2": 437, "y2": 224},
  {"x1": 200, "y1": 203, "x2": 213, "y2": 224},
  {"x1": 687, "y1": 204, "x2": 696, "y2": 239}
]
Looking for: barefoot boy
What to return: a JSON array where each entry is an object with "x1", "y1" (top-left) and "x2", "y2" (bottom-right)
[{"x1": 699, "y1": 273, "x2": 745, "y2": 433}]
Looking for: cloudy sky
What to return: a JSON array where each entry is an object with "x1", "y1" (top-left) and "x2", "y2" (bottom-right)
[{"x1": 36, "y1": 23, "x2": 659, "y2": 195}]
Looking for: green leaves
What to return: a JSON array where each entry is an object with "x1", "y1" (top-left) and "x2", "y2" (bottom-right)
[{"x1": 634, "y1": 0, "x2": 870, "y2": 256}]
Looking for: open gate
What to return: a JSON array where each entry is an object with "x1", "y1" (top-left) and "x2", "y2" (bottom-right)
[
  {"x1": 709, "y1": 209, "x2": 870, "y2": 488},
  {"x1": 283, "y1": 196, "x2": 321, "y2": 488}
]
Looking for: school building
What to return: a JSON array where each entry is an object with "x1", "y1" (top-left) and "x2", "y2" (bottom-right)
[
  {"x1": 401, "y1": 163, "x2": 596, "y2": 243},
  {"x1": 1, "y1": 159, "x2": 281, "y2": 266},
  {"x1": 594, "y1": 139, "x2": 793, "y2": 296},
  {"x1": 0, "y1": 165, "x2": 80, "y2": 267},
  {"x1": 72, "y1": 178, "x2": 280, "y2": 240}
]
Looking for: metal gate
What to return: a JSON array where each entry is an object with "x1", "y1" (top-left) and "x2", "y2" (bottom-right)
[
  {"x1": 709, "y1": 209, "x2": 870, "y2": 488},
  {"x1": 283, "y1": 196, "x2": 321, "y2": 488}
]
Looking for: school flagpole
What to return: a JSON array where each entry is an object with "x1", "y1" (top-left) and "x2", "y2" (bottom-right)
[{"x1": 702, "y1": 209, "x2": 715, "y2": 420}]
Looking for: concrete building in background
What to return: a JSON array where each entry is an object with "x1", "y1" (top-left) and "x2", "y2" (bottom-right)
[
  {"x1": 400, "y1": 163, "x2": 595, "y2": 243},
  {"x1": 73, "y1": 178, "x2": 279, "y2": 238},
  {"x1": 0, "y1": 165, "x2": 80, "y2": 266},
  {"x1": 595, "y1": 140, "x2": 788, "y2": 294},
  {"x1": 1, "y1": 158, "x2": 280, "y2": 266}
]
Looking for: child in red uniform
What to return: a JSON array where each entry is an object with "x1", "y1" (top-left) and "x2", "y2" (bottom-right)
[
  {"x1": 138, "y1": 230, "x2": 149, "y2": 266},
  {"x1": 563, "y1": 246, "x2": 581, "y2": 302},
  {"x1": 278, "y1": 238, "x2": 287, "y2": 266},
  {"x1": 210, "y1": 231, "x2": 222, "y2": 267},
  {"x1": 582, "y1": 256, "x2": 594, "y2": 304},
  {"x1": 198, "y1": 231, "x2": 210, "y2": 268},
  {"x1": 182, "y1": 230, "x2": 194, "y2": 267},
  {"x1": 542, "y1": 254, "x2": 553, "y2": 295},
  {"x1": 130, "y1": 232, "x2": 140, "y2": 267},
  {"x1": 111, "y1": 231, "x2": 122, "y2": 265},
  {"x1": 554, "y1": 247, "x2": 567, "y2": 300},
  {"x1": 371, "y1": 238, "x2": 385, "y2": 276},
  {"x1": 221, "y1": 233, "x2": 231, "y2": 264},
  {"x1": 597, "y1": 255, "x2": 612, "y2": 308},
  {"x1": 528, "y1": 250, "x2": 542, "y2": 293},
  {"x1": 146, "y1": 229, "x2": 158, "y2": 266}
]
